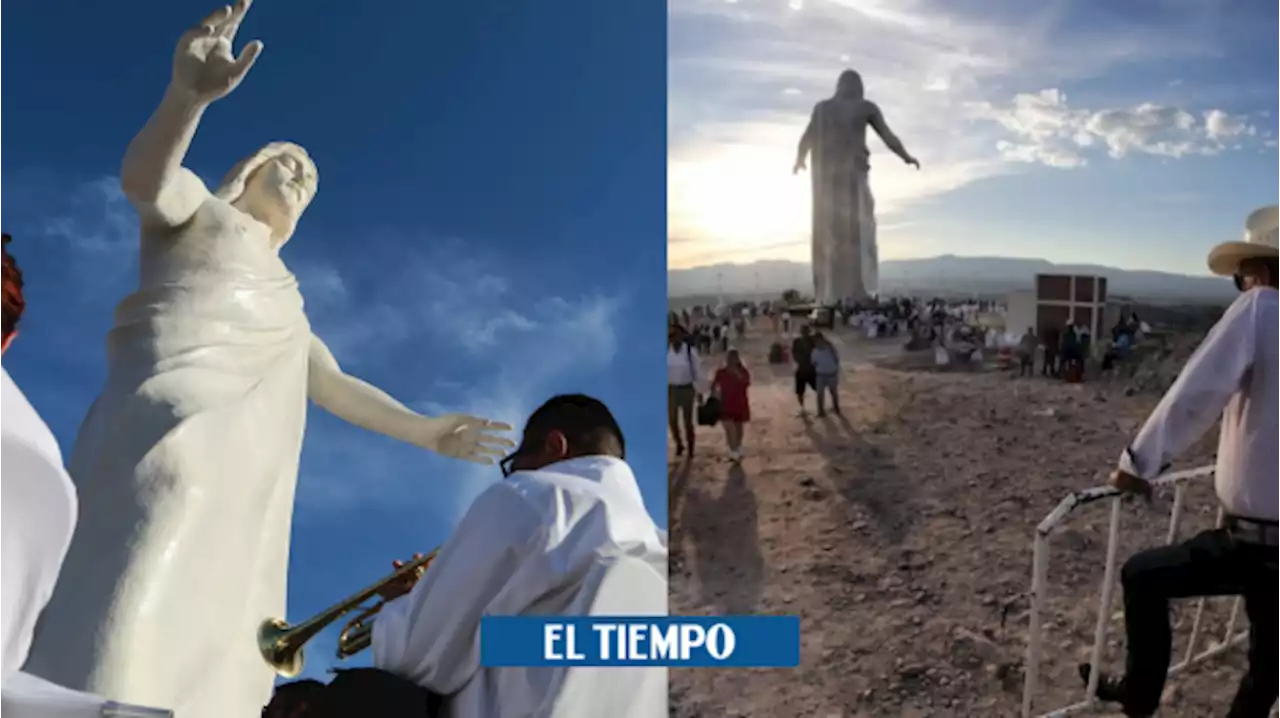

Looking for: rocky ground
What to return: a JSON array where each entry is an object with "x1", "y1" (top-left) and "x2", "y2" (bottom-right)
[{"x1": 668, "y1": 325, "x2": 1251, "y2": 718}]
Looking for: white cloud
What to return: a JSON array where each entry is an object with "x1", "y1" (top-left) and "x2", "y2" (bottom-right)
[
  {"x1": 294, "y1": 240, "x2": 623, "y2": 519},
  {"x1": 411, "y1": 293, "x2": 621, "y2": 517},
  {"x1": 40, "y1": 176, "x2": 140, "y2": 288},
  {"x1": 970, "y1": 89, "x2": 1263, "y2": 167},
  {"x1": 1204, "y1": 108, "x2": 1257, "y2": 143},
  {"x1": 290, "y1": 260, "x2": 349, "y2": 311}
]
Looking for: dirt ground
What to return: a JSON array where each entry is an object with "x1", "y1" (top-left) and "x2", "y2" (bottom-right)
[{"x1": 668, "y1": 324, "x2": 1253, "y2": 718}]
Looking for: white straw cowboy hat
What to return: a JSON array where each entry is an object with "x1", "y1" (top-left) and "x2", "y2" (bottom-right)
[{"x1": 1206, "y1": 205, "x2": 1279, "y2": 276}]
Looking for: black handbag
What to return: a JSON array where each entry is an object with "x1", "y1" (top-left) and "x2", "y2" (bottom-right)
[{"x1": 697, "y1": 396, "x2": 722, "y2": 426}]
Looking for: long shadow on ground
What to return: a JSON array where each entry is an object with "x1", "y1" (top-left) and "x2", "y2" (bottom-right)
[
  {"x1": 803, "y1": 404, "x2": 918, "y2": 545},
  {"x1": 679, "y1": 462, "x2": 765, "y2": 613}
]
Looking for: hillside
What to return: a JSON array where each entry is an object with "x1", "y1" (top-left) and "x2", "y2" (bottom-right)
[{"x1": 668, "y1": 256, "x2": 1235, "y2": 304}]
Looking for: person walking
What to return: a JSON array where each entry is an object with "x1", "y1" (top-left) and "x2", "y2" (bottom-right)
[
  {"x1": 1017, "y1": 327, "x2": 1038, "y2": 377},
  {"x1": 790, "y1": 325, "x2": 817, "y2": 414},
  {"x1": 1085, "y1": 208, "x2": 1278, "y2": 718},
  {"x1": 811, "y1": 332, "x2": 842, "y2": 417},
  {"x1": 1060, "y1": 322, "x2": 1082, "y2": 380},
  {"x1": 712, "y1": 349, "x2": 751, "y2": 462},
  {"x1": 1041, "y1": 323, "x2": 1061, "y2": 377},
  {"x1": 667, "y1": 325, "x2": 702, "y2": 458}
]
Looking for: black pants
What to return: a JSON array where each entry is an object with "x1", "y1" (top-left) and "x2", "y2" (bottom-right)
[
  {"x1": 1119, "y1": 527, "x2": 1278, "y2": 717},
  {"x1": 793, "y1": 366, "x2": 816, "y2": 397},
  {"x1": 1042, "y1": 351, "x2": 1058, "y2": 376},
  {"x1": 668, "y1": 383, "x2": 696, "y2": 451}
]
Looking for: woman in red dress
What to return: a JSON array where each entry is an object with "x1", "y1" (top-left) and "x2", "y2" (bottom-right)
[{"x1": 712, "y1": 348, "x2": 752, "y2": 462}]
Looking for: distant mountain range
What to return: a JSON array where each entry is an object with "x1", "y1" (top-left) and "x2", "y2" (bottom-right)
[{"x1": 668, "y1": 255, "x2": 1236, "y2": 304}]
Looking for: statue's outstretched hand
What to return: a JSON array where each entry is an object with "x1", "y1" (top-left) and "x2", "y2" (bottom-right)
[
  {"x1": 415, "y1": 414, "x2": 516, "y2": 464},
  {"x1": 172, "y1": 0, "x2": 263, "y2": 104},
  {"x1": 905, "y1": 156, "x2": 921, "y2": 170}
]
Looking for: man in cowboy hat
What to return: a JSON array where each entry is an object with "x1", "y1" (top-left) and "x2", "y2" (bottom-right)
[{"x1": 1082, "y1": 206, "x2": 1278, "y2": 717}]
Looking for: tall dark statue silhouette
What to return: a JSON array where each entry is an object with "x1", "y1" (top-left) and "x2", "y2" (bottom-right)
[{"x1": 793, "y1": 70, "x2": 919, "y2": 304}]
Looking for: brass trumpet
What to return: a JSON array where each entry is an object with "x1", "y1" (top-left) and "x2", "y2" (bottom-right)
[{"x1": 257, "y1": 549, "x2": 439, "y2": 678}]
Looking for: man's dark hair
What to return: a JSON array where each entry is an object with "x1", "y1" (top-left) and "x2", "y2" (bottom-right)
[
  {"x1": 262, "y1": 679, "x2": 327, "y2": 718},
  {"x1": 522, "y1": 394, "x2": 625, "y2": 459},
  {"x1": 2, "y1": 233, "x2": 25, "y2": 341}
]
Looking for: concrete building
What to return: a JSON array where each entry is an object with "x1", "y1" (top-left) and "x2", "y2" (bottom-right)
[
  {"x1": 1035, "y1": 273, "x2": 1109, "y2": 339},
  {"x1": 1004, "y1": 275, "x2": 1111, "y2": 334}
]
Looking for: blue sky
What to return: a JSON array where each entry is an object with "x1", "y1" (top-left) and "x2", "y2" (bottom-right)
[
  {"x1": 669, "y1": 0, "x2": 1279, "y2": 275},
  {"x1": 2, "y1": 0, "x2": 665, "y2": 679}
]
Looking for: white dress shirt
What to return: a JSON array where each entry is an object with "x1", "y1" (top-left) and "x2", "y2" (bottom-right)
[
  {"x1": 372, "y1": 455, "x2": 668, "y2": 718},
  {"x1": 667, "y1": 343, "x2": 701, "y2": 390},
  {"x1": 1, "y1": 368, "x2": 78, "y2": 681},
  {"x1": 1118, "y1": 287, "x2": 1278, "y2": 521}
]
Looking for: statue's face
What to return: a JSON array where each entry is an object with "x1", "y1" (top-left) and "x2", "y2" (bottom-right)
[{"x1": 241, "y1": 152, "x2": 318, "y2": 247}]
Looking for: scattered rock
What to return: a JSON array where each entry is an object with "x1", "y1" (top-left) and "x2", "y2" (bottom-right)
[{"x1": 670, "y1": 324, "x2": 1225, "y2": 717}]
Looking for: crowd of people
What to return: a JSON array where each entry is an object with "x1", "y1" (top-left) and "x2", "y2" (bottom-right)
[
  {"x1": 667, "y1": 290, "x2": 1221, "y2": 487},
  {"x1": 1011, "y1": 311, "x2": 1154, "y2": 380},
  {"x1": 665, "y1": 292, "x2": 1080, "y2": 462}
]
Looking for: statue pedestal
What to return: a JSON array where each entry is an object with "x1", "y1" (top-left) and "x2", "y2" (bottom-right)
[{"x1": 2, "y1": 673, "x2": 171, "y2": 718}]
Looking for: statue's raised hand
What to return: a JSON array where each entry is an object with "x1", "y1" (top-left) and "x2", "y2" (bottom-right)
[{"x1": 172, "y1": 0, "x2": 263, "y2": 103}]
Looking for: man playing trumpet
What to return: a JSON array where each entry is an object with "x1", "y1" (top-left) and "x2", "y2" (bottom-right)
[{"x1": 267, "y1": 394, "x2": 669, "y2": 717}]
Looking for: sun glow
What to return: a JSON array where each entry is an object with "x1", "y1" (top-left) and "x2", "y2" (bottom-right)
[{"x1": 668, "y1": 141, "x2": 811, "y2": 266}]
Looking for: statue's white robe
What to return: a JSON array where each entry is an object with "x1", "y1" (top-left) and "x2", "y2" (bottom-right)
[
  {"x1": 26, "y1": 199, "x2": 312, "y2": 718},
  {"x1": 373, "y1": 456, "x2": 669, "y2": 718}
]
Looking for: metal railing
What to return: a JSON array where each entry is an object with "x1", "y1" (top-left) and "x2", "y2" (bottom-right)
[{"x1": 1020, "y1": 465, "x2": 1257, "y2": 718}]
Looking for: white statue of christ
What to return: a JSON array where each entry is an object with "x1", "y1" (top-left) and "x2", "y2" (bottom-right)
[
  {"x1": 793, "y1": 70, "x2": 919, "y2": 305},
  {"x1": 25, "y1": 3, "x2": 515, "y2": 717}
]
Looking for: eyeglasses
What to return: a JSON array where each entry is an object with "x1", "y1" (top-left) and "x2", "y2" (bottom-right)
[
  {"x1": 499, "y1": 437, "x2": 624, "y2": 478},
  {"x1": 499, "y1": 452, "x2": 518, "y2": 478}
]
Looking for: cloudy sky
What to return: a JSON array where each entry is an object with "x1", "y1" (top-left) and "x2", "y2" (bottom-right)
[
  {"x1": 3, "y1": 0, "x2": 665, "y2": 681},
  {"x1": 669, "y1": 0, "x2": 1278, "y2": 275}
]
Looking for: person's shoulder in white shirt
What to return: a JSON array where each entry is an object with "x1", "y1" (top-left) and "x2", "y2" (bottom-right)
[
  {"x1": 666, "y1": 334, "x2": 701, "y2": 389},
  {"x1": 1117, "y1": 287, "x2": 1277, "y2": 507},
  {"x1": 371, "y1": 394, "x2": 666, "y2": 718},
  {"x1": 2, "y1": 368, "x2": 79, "y2": 681}
]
